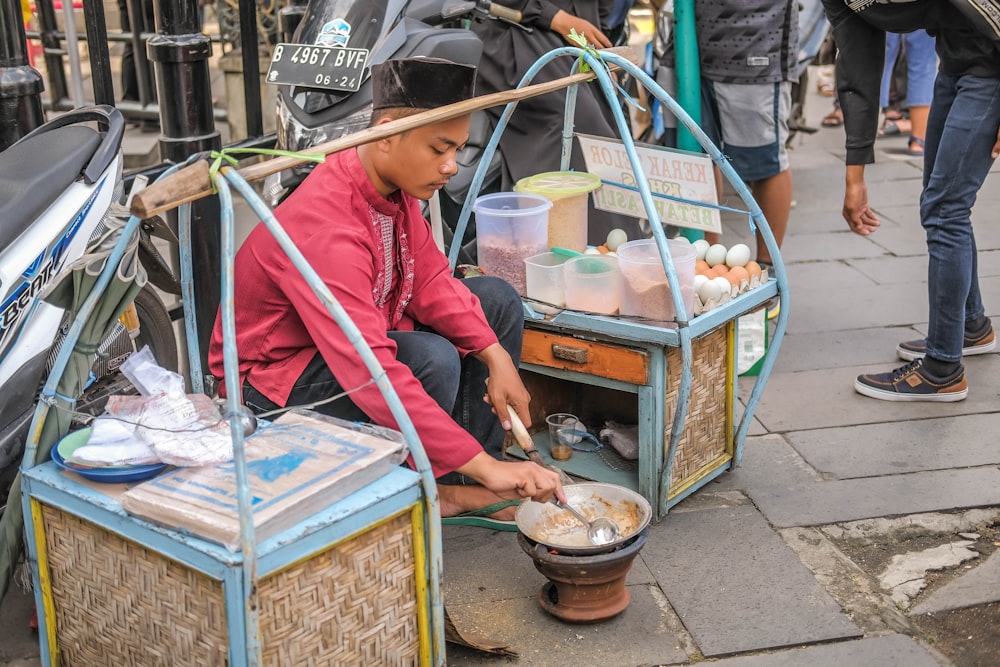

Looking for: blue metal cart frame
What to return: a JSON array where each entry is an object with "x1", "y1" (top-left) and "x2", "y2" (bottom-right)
[{"x1": 448, "y1": 46, "x2": 787, "y2": 518}]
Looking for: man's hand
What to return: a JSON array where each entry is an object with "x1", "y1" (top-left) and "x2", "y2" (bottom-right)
[
  {"x1": 550, "y1": 9, "x2": 612, "y2": 48},
  {"x1": 843, "y1": 164, "x2": 880, "y2": 236},
  {"x1": 458, "y1": 452, "x2": 566, "y2": 504},
  {"x1": 477, "y1": 344, "x2": 531, "y2": 431}
]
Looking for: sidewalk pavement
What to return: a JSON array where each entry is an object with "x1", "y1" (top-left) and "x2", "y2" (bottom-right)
[{"x1": 3, "y1": 46, "x2": 1000, "y2": 667}]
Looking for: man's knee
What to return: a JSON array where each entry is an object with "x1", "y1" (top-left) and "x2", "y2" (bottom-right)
[{"x1": 466, "y1": 275, "x2": 522, "y2": 320}]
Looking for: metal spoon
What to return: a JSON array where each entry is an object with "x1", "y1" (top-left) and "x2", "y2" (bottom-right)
[{"x1": 551, "y1": 498, "x2": 622, "y2": 546}]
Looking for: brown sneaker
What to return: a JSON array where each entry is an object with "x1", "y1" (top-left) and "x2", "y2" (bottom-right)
[
  {"x1": 855, "y1": 359, "x2": 968, "y2": 402},
  {"x1": 896, "y1": 321, "x2": 995, "y2": 361}
]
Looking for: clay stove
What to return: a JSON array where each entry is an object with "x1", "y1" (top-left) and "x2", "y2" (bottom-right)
[{"x1": 517, "y1": 528, "x2": 649, "y2": 623}]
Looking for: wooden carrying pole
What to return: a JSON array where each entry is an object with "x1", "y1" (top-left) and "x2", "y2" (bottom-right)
[{"x1": 129, "y1": 46, "x2": 637, "y2": 219}]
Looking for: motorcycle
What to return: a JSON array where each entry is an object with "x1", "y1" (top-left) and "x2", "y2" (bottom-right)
[
  {"x1": 262, "y1": 0, "x2": 528, "y2": 263},
  {"x1": 0, "y1": 106, "x2": 179, "y2": 514}
]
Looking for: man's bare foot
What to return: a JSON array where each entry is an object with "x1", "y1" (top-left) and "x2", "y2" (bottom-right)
[{"x1": 438, "y1": 484, "x2": 519, "y2": 520}]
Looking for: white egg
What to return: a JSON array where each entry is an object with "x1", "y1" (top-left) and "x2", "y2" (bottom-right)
[
  {"x1": 692, "y1": 238, "x2": 710, "y2": 261},
  {"x1": 697, "y1": 278, "x2": 722, "y2": 304},
  {"x1": 712, "y1": 275, "x2": 733, "y2": 299},
  {"x1": 725, "y1": 243, "x2": 751, "y2": 268},
  {"x1": 606, "y1": 228, "x2": 628, "y2": 252},
  {"x1": 704, "y1": 243, "x2": 728, "y2": 267},
  {"x1": 693, "y1": 274, "x2": 709, "y2": 292}
]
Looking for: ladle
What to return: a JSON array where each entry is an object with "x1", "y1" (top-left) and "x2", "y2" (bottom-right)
[{"x1": 550, "y1": 498, "x2": 622, "y2": 546}]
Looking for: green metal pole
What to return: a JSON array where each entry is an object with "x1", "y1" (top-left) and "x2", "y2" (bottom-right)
[{"x1": 673, "y1": 0, "x2": 704, "y2": 241}]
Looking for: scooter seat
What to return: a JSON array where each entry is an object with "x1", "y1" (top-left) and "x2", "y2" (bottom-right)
[{"x1": 0, "y1": 126, "x2": 102, "y2": 252}]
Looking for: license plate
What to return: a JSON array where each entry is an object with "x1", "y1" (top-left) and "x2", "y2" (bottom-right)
[{"x1": 266, "y1": 44, "x2": 369, "y2": 92}]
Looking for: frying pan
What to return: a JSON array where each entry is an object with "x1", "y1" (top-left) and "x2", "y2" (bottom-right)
[{"x1": 514, "y1": 482, "x2": 652, "y2": 556}]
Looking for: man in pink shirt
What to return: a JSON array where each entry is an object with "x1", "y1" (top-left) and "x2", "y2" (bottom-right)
[{"x1": 209, "y1": 57, "x2": 563, "y2": 520}]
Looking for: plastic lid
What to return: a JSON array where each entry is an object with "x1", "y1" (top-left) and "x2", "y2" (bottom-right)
[{"x1": 514, "y1": 171, "x2": 602, "y2": 197}]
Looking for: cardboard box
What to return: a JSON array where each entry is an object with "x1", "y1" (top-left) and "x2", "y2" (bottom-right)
[{"x1": 122, "y1": 410, "x2": 405, "y2": 550}]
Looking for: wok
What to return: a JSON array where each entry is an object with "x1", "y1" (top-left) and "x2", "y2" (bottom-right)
[{"x1": 514, "y1": 482, "x2": 652, "y2": 556}]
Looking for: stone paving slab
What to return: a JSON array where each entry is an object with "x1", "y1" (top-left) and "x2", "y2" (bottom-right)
[
  {"x1": 849, "y1": 255, "x2": 931, "y2": 285},
  {"x1": 912, "y1": 550, "x2": 1000, "y2": 615},
  {"x1": 780, "y1": 230, "x2": 887, "y2": 265},
  {"x1": 766, "y1": 326, "x2": 913, "y2": 374},
  {"x1": 706, "y1": 634, "x2": 940, "y2": 667},
  {"x1": 781, "y1": 282, "x2": 928, "y2": 335},
  {"x1": 443, "y1": 587, "x2": 688, "y2": 666},
  {"x1": 787, "y1": 259, "x2": 878, "y2": 287},
  {"x1": 861, "y1": 219, "x2": 931, "y2": 258},
  {"x1": 786, "y1": 413, "x2": 1000, "y2": 478},
  {"x1": 641, "y1": 504, "x2": 860, "y2": 657},
  {"x1": 716, "y1": 436, "x2": 1000, "y2": 528},
  {"x1": 744, "y1": 358, "x2": 1000, "y2": 433}
]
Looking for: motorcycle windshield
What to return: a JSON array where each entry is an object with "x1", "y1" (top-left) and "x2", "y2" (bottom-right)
[{"x1": 294, "y1": 0, "x2": 403, "y2": 54}]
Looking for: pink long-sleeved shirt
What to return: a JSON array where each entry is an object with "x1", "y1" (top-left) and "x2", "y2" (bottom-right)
[{"x1": 208, "y1": 147, "x2": 497, "y2": 477}]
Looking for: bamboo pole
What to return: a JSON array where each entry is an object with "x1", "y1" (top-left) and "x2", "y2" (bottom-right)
[{"x1": 129, "y1": 46, "x2": 638, "y2": 219}]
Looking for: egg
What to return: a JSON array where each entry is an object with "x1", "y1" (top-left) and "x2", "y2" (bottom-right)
[
  {"x1": 745, "y1": 260, "x2": 762, "y2": 282},
  {"x1": 726, "y1": 243, "x2": 751, "y2": 268},
  {"x1": 712, "y1": 275, "x2": 733, "y2": 299},
  {"x1": 695, "y1": 259, "x2": 711, "y2": 275},
  {"x1": 584, "y1": 247, "x2": 601, "y2": 255},
  {"x1": 692, "y1": 238, "x2": 710, "y2": 261},
  {"x1": 694, "y1": 274, "x2": 709, "y2": 292},
  {"x1": 728, "y1": 265, "x2": 750, "y2": 287},
  {"x1": 707, "y1": 264, "x2": 729, "y2": 279},
  {"x1": 697, "y1": 277, "x2": 722, "y2": 304},
  {"x1": 606, "y1": 228, "x2": 628, "y2": 252},
  {"x1": 704, "y1": 243, "x2": 728, "y2": 267}
]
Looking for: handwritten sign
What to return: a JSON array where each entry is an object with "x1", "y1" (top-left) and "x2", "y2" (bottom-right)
[{"x1": 577, "y1": 134, "x2": 721, "y2": 234}]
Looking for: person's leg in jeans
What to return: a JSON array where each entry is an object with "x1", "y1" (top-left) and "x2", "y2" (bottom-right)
[
  {"x1": 242, "y1": 328, "x2": 461, "y2": 421},
  {"x1": 921, "y1": 73, "x2": 1000, "y2": 368}
]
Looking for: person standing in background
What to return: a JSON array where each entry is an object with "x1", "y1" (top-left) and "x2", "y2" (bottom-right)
[
  {"x1": 878, "y1": 30, "x2": 937, "y2": 156},
  {"x1": 658, "y1": 0, "x2": 799, "y2": 282}
]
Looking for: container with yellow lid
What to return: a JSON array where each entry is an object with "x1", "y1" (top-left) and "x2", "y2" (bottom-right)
[{"x1": 514, "y1": 171, "x2": 602, "y2": 253}]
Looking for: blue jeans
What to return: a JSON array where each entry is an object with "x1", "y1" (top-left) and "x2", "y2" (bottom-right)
[
  {"x1": 243, "y1": 276, "x2": 524, "y2": 479},
  {"x1": 922, "y1": 73, "x2": 1000, "y2": 362}
]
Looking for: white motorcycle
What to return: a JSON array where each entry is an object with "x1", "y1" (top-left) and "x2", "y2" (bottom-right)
[{"x1": 0, "y1": 106, "x2": 178, "y2": 513}]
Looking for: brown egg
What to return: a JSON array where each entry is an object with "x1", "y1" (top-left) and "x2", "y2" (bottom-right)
[
  {"x1": 745, "y1": 261, "x2": 762, "y2": 282},
  {"x1": 695, "y1": 259, "x2": 711, "y2": 275},
  {"x1": 708, "y1": 264, "x2": 729, "y2": 280},
  {"x1": 728, "y1": 265, "x2": 750, "y2": 286}
]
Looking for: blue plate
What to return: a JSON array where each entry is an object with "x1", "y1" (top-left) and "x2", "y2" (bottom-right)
[{"x1": 51, "y1": 428, "x2": 169, "y2": 483}]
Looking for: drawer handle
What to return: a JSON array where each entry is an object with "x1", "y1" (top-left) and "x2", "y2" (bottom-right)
[{"x1": 552, "y1": 343, "x2": 588, "y2": 364}]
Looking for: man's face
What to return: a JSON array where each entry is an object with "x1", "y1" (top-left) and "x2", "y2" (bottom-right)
[{"x1": 380, "y1": 115, "x2": 472, "y2": 201}]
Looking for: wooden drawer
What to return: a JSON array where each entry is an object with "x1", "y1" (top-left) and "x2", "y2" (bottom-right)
[{"x1": 521, "y1": 328, "x2": 649, "y2": 385}]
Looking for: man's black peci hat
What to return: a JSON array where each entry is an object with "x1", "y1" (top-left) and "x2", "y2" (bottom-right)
[{"x1": 371, "y1": 57, "x2": 477, "y2": 111}]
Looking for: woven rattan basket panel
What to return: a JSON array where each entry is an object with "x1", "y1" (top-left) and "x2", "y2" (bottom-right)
[
  {"x1": 258, "y1": 511, "x2": 419, "y2": 666},
  {"x1": 664, "y1": 325, "x2": 731, "y2": 494},
  {"x1": 40, "y1": 504, "x2": 229, "y2": 665}
]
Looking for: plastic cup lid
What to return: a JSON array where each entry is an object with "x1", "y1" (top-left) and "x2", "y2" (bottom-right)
[{"x1": 514, "y1": 171, "x2": 602, "y2": 197}]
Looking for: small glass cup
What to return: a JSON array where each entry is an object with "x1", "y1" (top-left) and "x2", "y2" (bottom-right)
[{"x1": 546, "y1": 413, "x2": 581, "y2": 461}]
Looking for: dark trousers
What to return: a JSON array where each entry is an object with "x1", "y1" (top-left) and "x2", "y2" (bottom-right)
[{"x1": 243, "y1": 276, "x2": 524, "y2": 482}]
